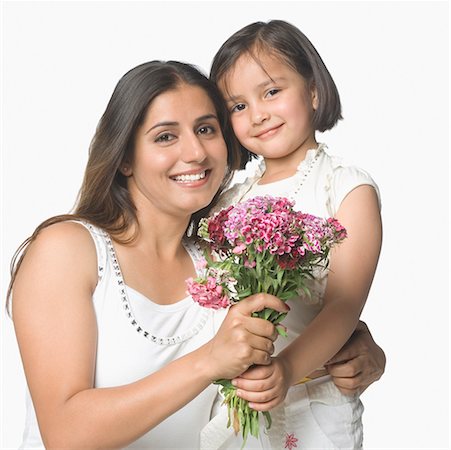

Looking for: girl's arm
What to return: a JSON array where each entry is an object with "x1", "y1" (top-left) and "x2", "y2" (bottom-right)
[
  {"x1": 231, "y1": 184, "x2": 382, "y2": 409},
  {"x1": 13, "y1": 222, "x2": 287, "y2": 448}
]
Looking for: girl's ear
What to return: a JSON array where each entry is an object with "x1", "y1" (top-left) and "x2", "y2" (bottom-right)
[{"x1": 311, "y1": 85, "x2": 319, "y2": 111}]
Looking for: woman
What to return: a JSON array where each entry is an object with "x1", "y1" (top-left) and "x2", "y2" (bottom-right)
[{"x1": 8, "y1": 60, "x2": 288, "y2": 449}]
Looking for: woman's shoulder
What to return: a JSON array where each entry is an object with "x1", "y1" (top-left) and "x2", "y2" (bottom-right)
[
  {"x1": 32, "y1": 220, "x2": 98, "y2": 250},
  {"x1": 21, "y1": 220, "x2": 100, "y2": 283}
]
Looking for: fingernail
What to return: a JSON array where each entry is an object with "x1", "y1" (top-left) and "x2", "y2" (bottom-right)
[{"x1": 231, "y1": 380, "x2": 237, "y2": 387}]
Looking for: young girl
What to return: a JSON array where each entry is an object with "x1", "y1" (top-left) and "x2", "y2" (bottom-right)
[{"x1": 208, "y1": 20, "x2": 382, "y2": 449}]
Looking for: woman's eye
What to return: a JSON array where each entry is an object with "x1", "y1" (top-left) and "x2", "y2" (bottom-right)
[
  {"x1": 231, "y1": 103, "x2": 246, "y2": 113},
  {"x1": 197, "y1": 125, "x2": 215, "y2": 135},
  {"x1": 155, "y1": 133, "x2": 175, "y2": 143},
  {"x1": 266, "y1": 88, "x2": 280, "y2": 97}
]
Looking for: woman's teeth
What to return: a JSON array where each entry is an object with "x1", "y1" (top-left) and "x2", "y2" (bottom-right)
[{"x1": 173, "y1": 171, "x2": 206, "y2": 182}]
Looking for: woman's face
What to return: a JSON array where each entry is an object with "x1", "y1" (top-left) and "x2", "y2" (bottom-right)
[{"x1": 126, "y1": 83, "x2": 228, "y2": 220}]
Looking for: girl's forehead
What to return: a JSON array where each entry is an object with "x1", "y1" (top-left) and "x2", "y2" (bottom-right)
[{"x1": 219, "y1": 51, "x2": 299, "y2": 95}]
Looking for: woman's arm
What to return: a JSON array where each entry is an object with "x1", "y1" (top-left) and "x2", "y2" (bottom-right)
[
  {"x1": 326, "y1": 320, "x2": 386, "y2": 395},
  {"x1": 230, "y1": 185, "x2": 382, "y2": 410},
  {"x1": 13, "y1": 222, "x2": 287, "y2": 449}
]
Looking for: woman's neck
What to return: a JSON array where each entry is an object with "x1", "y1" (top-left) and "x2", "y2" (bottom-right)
[{"x1": 117, "y1": 210, "x2": 190, "y2": 261}]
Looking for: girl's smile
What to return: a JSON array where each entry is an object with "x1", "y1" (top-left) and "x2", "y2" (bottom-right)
[{"x1": 253, "y1": 123, "x2": 284, "y2": 139}]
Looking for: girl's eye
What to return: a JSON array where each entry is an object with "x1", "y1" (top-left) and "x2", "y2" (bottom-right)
[
  {"x1": 155, "y1": 133, "x2": 175, "y2": 143},
  {"x1": 197, "y1": 125, "x2": 215, "y2": 135},
  {"x1": 266, "y1": 88, "x2": 280, "y2": 98},
  {"x1": 231, "y1": 103, "x2": 246, "y2": 113}
]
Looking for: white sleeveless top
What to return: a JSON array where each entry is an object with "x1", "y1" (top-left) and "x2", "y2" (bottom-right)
[
  {"x1": 20, "y1": 223, "x2": 221, "y2": 449},
  {"x1": 215, "y1": 144, "x2": 381, "y2": 355}
]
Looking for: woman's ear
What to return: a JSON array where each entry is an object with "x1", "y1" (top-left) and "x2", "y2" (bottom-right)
[{"x1": 120, "y1": 163, "x2": 132, "y2": 176}]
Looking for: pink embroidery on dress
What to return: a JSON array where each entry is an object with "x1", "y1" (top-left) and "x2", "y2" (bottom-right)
[{"x1": 284, "y1": 432, "x2": 299, "y2": 449}]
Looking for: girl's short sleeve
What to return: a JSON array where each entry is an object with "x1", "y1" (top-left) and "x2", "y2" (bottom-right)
[{"x1": 327, "y1": 165, "x2": 381, "y2": 217}]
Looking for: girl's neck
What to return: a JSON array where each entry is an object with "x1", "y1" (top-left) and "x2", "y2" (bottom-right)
[{"x1": 259, "y1": 138, "x2": 318, "y2": 185}]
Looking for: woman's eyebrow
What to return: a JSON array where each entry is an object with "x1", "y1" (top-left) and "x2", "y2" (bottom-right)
[
  {"x1": 145, "y1": 114, "x2": 218, "y2": 135},
  {"x1": 194, "y1": 114, "x2": 218, "y2": 123},
  {"x1": 145, "y1": 121, "x2": 178, "y2": 134}
]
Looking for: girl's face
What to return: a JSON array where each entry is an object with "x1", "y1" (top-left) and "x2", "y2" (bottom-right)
[
  {"x1": 125, "y1": 83, "x2": 227, "y2": 220},
  {"x1": 219, "y1": 52, "x2": 318, "y2": 164}
]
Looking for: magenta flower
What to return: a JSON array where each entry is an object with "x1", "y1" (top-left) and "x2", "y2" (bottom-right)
[{"x1": 188, "y1": 196, "x2": 346, "y2": 445}]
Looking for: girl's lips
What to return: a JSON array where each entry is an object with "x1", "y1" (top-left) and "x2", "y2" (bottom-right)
[{"x1": 255, "y1": 124, "x2": 283, "y2": 139}]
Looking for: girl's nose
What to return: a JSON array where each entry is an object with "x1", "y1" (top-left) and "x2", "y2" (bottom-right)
[{"x1": 251, "y1": 105, "x2": 269, "y2": 125}]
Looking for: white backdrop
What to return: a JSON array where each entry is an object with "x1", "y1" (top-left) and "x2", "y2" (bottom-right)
[{"x1": 1, "y1": 1, "x2": 449, "y2": 449}]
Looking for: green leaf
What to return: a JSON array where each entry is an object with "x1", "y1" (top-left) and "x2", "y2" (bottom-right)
[{"x1": 263, "y1": 411, "x2": 272, "y2": 429}]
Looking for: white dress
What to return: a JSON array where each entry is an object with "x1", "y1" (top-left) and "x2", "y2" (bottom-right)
[
  {"x1": 202, "y1": 144, "x2": 381, "y2": 450},
  {"x1": 19, "y1": 222, "x2": 222, "y2": 450}
]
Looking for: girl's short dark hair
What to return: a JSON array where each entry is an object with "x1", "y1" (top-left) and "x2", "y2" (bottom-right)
[{"x1": 210, "y1": 20, "x2": 342, "y2": 133}]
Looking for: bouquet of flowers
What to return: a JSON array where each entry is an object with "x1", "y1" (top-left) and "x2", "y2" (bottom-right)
[{"x1": 186, "y1": 196, "x2": 347, "y2": 444}]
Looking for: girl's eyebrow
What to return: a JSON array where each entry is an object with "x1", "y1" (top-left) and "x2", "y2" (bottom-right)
[
  {"x1": 225, "y1": 76, "x2": 287, "y2": 103},
  {"x1": 145, "y1": 114, "x2": 218, "y2": 135},
  {"x1": 257, "y1": 76, "x2": 285, "y2": 88}
]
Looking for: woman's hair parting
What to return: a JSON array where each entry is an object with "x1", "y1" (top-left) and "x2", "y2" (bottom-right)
[
  {"x1": 210, "y1": 20, "x2": 342, "y2": 133},
  {"x1": 6, "y1": 61, "x2": 242, "y2": 309}
]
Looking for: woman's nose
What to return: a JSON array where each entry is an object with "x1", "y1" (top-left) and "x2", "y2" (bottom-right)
[{"x1": 181, "y1": 133, "x2": 207, "y2": 163}]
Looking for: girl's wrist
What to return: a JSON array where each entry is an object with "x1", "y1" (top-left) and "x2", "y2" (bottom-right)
[{"x1": 276, "y1": 354, "x2": 296, "y2": 387}]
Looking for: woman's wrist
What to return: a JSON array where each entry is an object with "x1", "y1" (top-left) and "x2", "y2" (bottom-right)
[{"x1": 191, "y1": 341, "x2": 218, "y2": 383}]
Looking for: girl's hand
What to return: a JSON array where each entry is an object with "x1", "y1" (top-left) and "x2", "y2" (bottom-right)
[
  {"x1": 205, "y1": 294, "x2": 289, "y2": 381},
  {"x1": 325, "y1": 321, "x2": 386, "y2": 395},
  {"x1": 232, "y1": 357, "x2": 291, "y2": 411}
]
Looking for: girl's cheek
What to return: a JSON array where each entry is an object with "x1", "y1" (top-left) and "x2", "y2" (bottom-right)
[{"x1": 231, "y1": 117, "x2": 247, "y2": 140}]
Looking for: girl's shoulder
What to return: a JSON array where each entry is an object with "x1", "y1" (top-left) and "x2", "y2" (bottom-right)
[
  {"x1": 214, "y1": 158, "x2": 265, "y2": 212},
  {"x1": 320, "y1": 147, "x2": 381, "y2": 213}
]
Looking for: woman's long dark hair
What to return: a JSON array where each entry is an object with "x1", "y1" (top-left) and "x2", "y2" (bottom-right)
[{"x1": 7, "y1": 61, "x2": 242, "y2": 309}]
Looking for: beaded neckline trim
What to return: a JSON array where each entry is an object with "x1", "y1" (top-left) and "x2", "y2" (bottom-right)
[
  {"x1": 103, "y1": 231, "x2": 210, "y2": 346},
  {"x1": 237, "y1": 143, "x2": 325, "y2": 204}
]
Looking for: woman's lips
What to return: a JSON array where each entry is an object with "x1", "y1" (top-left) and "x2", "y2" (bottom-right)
[{"x1": 170, "y1": 169, "x2": 210, "y2": 186}]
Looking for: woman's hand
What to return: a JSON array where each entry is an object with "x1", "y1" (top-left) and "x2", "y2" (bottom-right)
[
  {"x1": 325, "y1": 320, "x2": 386, "y2": 395},
  {"x1": 231, "y1": 357, "x2": 291, "y2": 411},
  {"x1": 205, "y1": 294, "x2": 289, "y2": 381}
]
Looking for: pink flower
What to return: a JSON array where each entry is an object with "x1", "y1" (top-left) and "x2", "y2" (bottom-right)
[
  {"x1": 195, "y1": 257, "x2": 207, "y2": 270},
  {"x1": 186, "y1": 196, "x2": 347, "y2": 445},
  {"x1": 232, "y1": 243, "x2": 246, "y2": 254},
  {"x1": 284, "y1": 432, "x2": 298, "y2": 450},
  {"x1": 244, "y1": 259, "x2": 256, "y2": 268},
  {"x1": 186, "y1": 277, "x2": 230, "y2": 310}
]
